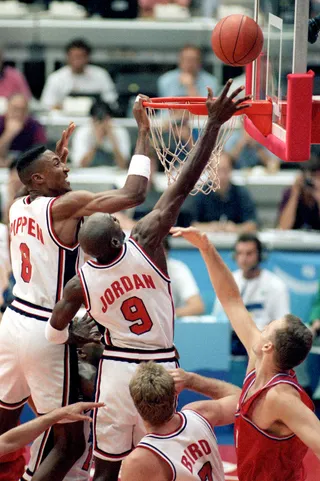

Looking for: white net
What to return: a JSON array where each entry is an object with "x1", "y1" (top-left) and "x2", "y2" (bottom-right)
[{"x1": 146, "y1": 105, "x2": 237, "y2": 195}]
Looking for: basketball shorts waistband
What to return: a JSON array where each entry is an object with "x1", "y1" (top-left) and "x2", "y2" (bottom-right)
[
  {"x1": 9, "y1": 297, "x2": 52, "y2": 322},
  {"x1": 102, "y1": 345, "x2": 177, "y2": 363}
]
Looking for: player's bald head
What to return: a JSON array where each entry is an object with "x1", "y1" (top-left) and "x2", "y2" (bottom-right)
[{"x1": 79, "y1": 213, "x2": 125, "y2": 260}]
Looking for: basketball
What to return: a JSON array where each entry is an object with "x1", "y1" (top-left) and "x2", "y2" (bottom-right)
[{"x1": 211, "y1": 14, "x2": 264, "y2": 66}]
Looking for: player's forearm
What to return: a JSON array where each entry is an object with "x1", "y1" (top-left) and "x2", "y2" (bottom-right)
[
  {"x1": 134, "y1": 127, "x2": 150, "y2": 156},
  {"x1": 200, "y1": 242, "x2": 242, "y2": 306},
  {"x1": 185, "y1": 372, "x2": 241, "y2": 399},
  {"x1": 0, "y1": 411, "x2": 62, "y2": 456}
]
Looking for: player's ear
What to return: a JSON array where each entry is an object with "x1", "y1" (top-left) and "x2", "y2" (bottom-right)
[
  {"x1": 110, "y1": 237, "x2": 122, "y2": 249},
  {"x1": 31, "y1": 172, "x2": 45, "y2": 184}
]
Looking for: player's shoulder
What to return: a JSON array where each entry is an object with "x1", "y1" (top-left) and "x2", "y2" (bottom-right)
[
  {"x1": 121, "y1": 446, "x2": 167, "y2": 481},
  {"x1": 265, "y1": 381, "x2": 300, "y2": 407}
]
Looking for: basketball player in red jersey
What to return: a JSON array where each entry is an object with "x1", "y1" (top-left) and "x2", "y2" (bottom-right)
[
  {"x1": 46, "y1": 80, "x2": 251, "y2": 481},
  {"x1": 0, "y1": 96, "x2": 152, "y2": 481},
  {"x1": 171, "y1": 226, "x2": 320, "y2": 481}
]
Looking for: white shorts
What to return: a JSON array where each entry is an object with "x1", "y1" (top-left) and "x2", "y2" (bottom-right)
[
  {"x1": 93, "y1": 346, "x2": 178, "y2": 461},
  {"x1": 21, "y1": 419, "x2": 92, "y2": 481},
  {"x1": 0, "y1": 307, "x2": 79, "y2": 414}
]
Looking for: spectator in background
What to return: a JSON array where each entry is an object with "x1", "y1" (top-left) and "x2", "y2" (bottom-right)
[
  {"x1": 213, "y1": 233, "x2": 290, "y2": 331},
  {"x1": 278, "y1": 156, "x2": 320, "y2": 230},
  {"x1": 70, "y1": 100, "x2": 131, "y2": 168},
  {"x1": 226, "y1": 128, "x2": 279, "y2": 170},
  {"x1": 308, "y1": 281, "x2": 320, "y2": 407},
  {"x1": 0, "y1": 47, "x2": 31, "y2": 100},
  {"x1": 0, "y1": 94, "x2": 46, "y2": 166},
  {"x1": 1, "y1": 158, "x2": 23, "y2": 224},
  {"x1": 163, "y1": 236, "x2": 204, "y2": 317},
  {"x1": 40, "y1": 39, "x2": 118, "y2": 111},
  {"x1": 139, "y1": 0, "x2": 190, "y2": 17},
  {"x1": 157, "y1": 45, "x2": 219, "y2": 98},
  {"x1": 192, "y1": 152, "x2": 258, "y2": 233}
]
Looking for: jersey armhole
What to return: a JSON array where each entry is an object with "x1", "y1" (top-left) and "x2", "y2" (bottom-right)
[
  {"x1": 136, "y1": 444, "x2": 176, "y2": 481},
  {"x1": 129, "y1": 237, "x2": 170, "y2": 282},
  {"x1": 78, "y1": 268, "x2": 91, "y2": 311},
  {"x1": 47, "y1": 197, "x2": 80, "y2": 251}
]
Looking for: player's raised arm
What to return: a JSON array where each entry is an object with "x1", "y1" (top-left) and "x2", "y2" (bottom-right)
[
  {"x1": 131, "y1": 81, "x2": 251, "y2": 255},
  {"x1": 45, "y1": 275, "x2": 84, "y2": 344},
  {"x1": 170, "y1": 226, "x2": 260, "y2": 356},
  {"x1": 51, "y1": 95, "x2": 151, "y2": 219}
]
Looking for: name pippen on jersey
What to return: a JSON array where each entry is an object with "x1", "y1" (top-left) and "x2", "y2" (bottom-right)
[
  {"x1": 10, "y1": 216, "x2": 44, "y2": 244},
  {"x1": 100, "y1": 273, "x2": 156, "y2": 313},
  {"x1": 181, "y1": 439, "x2": 212, "y2": 473}
]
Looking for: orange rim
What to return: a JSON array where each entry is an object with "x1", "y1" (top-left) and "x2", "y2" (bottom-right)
[{"x1": 143, "y1": 97, "x2": 273, "y2": 135}]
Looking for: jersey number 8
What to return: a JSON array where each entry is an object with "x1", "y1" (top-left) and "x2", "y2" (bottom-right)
[{"x1": 19, "y1": 243, "x2": 32, "y2": 283}]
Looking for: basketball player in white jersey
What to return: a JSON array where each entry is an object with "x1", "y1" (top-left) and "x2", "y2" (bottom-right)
[
  {"x1": 121, "y1": 362, "x2": 240, "y2": 481},
  {"x1": 0, "y1": 96, "x2": 152, "y2": 481},
  {"x1": 46, "y1": 80, "x2": 251, "y2": 481}
]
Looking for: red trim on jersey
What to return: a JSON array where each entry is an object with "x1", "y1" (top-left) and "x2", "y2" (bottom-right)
[
  {"x1": 33, "y1": 428, "x2": 51, "y2": 471},
  {"x1": 93, "y1": 359, "x2": 103, "y2": 454},
  {"x1": 23, "y1": 195, "x2": 31, "y2": 205},
  {"x1": 78, "y1": 268, "x2": 91, "y2": 311},
  {"x1": 88, "y1": 244, "x2": 126, "y2": 268},
  {"x1": 0, "y1": 395, "x2": 29, "y2": 410},
  {"x1": 104, "y1": 328, "x2": 112, "y2": 346},
  {"x1": 167, "y1": 282, "x2": 175, "y2": 335},
  {"x1": 136, "y1": 444, "x2": 176, "y2": 481},
  {"x1": 47, "y1": 197, "x2": 80, "y2": 251},
  {"x1": 62, "y1": 346, "x2": 70, "y2": 407},
  {"x1": 148, "y1": 412, "x2": 185, "y2": 438},
  {"x1": 184, "y1": 409, "x2": 217, "y2": 442},
  {"x1": 56, "y1": 248, "x2": 66, "y2": 303},
  {"x1": 129, "y1": 237, "x2": 171, "y2": 282}
]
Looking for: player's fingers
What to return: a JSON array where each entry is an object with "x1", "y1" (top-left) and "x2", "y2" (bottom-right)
[
  {"x1": 234, "y1": 95, "x2": 252, "y2": 106},
  {"x1": 66, "y1": 122, "x2": 76, "y2": 138},
  {"x1": 219, "y1": 79, "x2": 233, "y2": 99},
  {"x1": 228, "y1": 85, "x2": 245, "y2": 101},
  {"x1": 235, "y1": 103, "x2": 252, "y2": 112},
  {"x1": 206, "y1": 87, "x2": 214, "y2": 100}
]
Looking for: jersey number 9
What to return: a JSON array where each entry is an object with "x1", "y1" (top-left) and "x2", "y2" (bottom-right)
[{"x1": 121, "y1": 297, "x2": 153, "y2": 335}]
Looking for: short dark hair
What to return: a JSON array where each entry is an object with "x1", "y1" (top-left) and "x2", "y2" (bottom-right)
[
  {"x1": 65, "y1": 39, "x2": 92, "y2": 56},
  {"x1": 16, "y1": 145, "x2": 46, "y2": 184},
  {"x1": 273, "y1": 314, "x2": 313, "y2": 371},
  {"x1": 90, "y1": 100, "x2": 114, "y2": 120},
  {"x1": 235, "y1": 233, "x2": 263, "y2": 262}
]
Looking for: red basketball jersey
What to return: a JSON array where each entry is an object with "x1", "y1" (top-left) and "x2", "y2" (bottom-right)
[{"x1": 234, "y1": 369, "x2": 314, "y2": 481}]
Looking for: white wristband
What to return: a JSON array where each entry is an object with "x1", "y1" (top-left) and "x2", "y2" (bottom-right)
[
  {"x1": 127, "y1": 154, "x2": 151, "y2": 180},
  {"x1": 45, "y1": 321, "x2": 69, "y2": 344}
]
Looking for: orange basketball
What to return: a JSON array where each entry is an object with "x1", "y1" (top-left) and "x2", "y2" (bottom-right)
[{"x1": 211, "y1": 14, "x2": 264, "y2": 66}]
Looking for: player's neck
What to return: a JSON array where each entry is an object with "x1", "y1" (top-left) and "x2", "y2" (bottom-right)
[
  {"x1": 28, "y1": 187, "x2": 50, "y2": 200},
  {"x1": 145, "y1": 413, "x2": 182, "y2": 436},
  {"x1": 243, "y1": 267, "x2": 261, "y2": 279},
  {"x1": 254, "y1": 358, "x2": 283, "y2": 389}
]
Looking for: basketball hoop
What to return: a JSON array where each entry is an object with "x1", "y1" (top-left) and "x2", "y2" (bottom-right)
[{"x1": 143, "y1": 97, "x2": 272, "y2": 195}]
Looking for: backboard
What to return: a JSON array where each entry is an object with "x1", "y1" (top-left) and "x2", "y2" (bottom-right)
[{"x1": 245, "y1": 0, "x2": 320, "y2": 161}]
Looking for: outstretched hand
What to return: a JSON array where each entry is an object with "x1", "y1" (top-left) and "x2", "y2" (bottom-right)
[
  {"x1": 68, "y1": 313, "x2": 102, "y2": 346},
  {"x1": 56, "y1": 401, "x2": 105, "y2": 423},
  {"x1": 206, "y1": 79, "x2": 251, "y2": 126},
  {"x1": 170, "y1": 226, "x2": 210, "y2": 251},
  {"x1": 56, "y1": 122, "x2": 76, "y2": 164},
  {"x1": 133, "y1": 94, "x2": 150, "y2": 131}
]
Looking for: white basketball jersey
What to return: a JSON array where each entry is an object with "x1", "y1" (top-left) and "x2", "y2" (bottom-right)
[
  {"x1": 9, "y1": 195, "x2": 82, "y2": 317},
  {"x1": 79, "y1": 237, "x2": 174, "y2": 350},
  {"x1": 137, "y1": 410, "x2": 224, "y2": 481}
]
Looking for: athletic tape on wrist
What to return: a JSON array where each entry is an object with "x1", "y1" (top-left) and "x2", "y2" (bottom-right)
[
  {"x1": 45, "y1": 321, "x2": 69, "y2": 344},
  {"x1": 127, "y1": 154, "x2": 151, "y2": 179}
]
